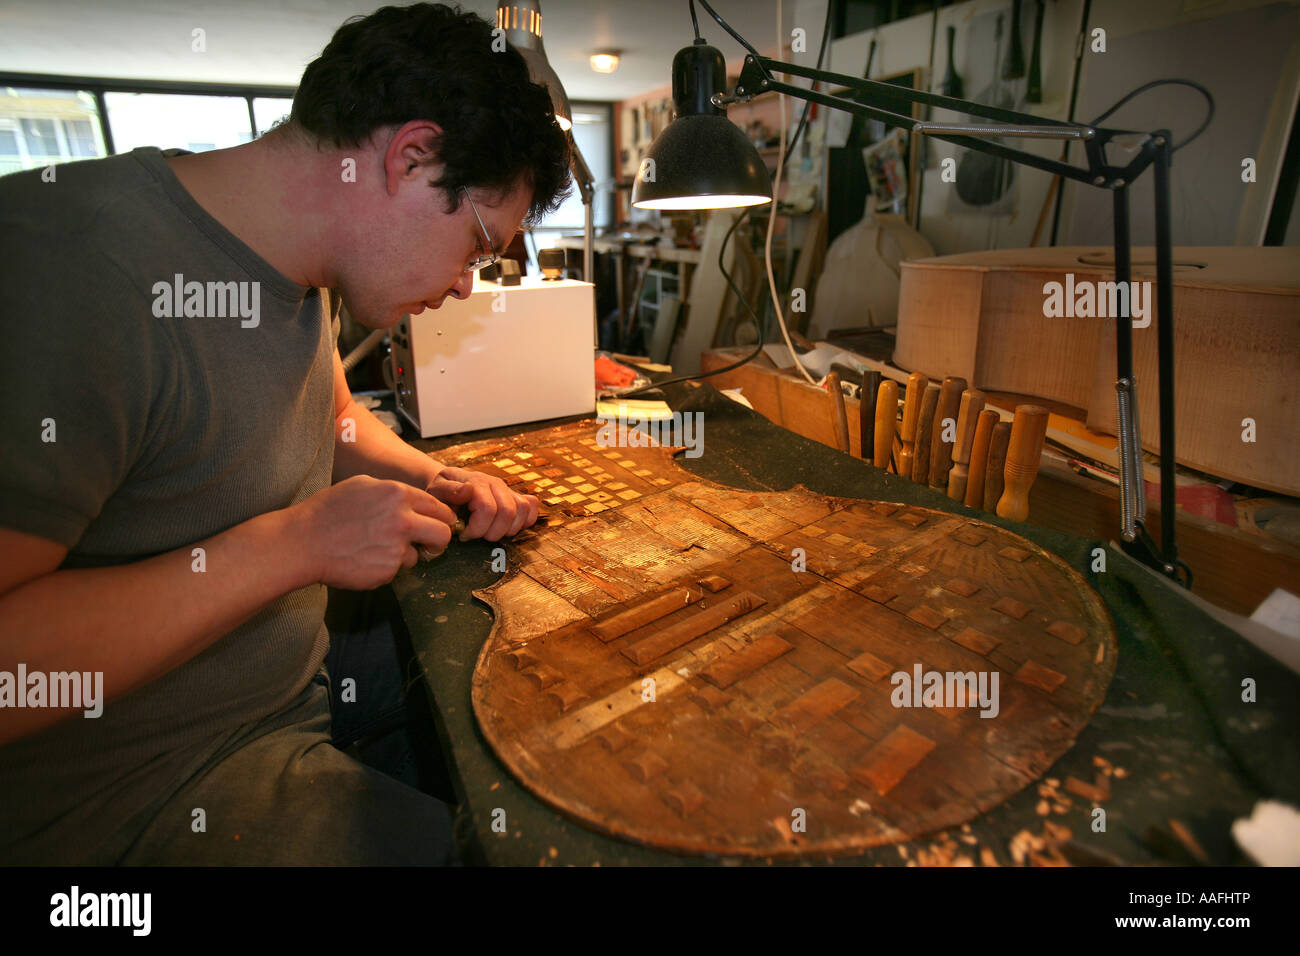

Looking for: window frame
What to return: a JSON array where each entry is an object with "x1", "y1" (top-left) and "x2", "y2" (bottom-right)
[{"x1": 0, "y1": 72, "x2": 298, "y2": 157}]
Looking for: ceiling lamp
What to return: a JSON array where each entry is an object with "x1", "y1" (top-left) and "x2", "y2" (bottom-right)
[{"x1": 590, "y1": 50, "x2": 621, "y2": 74}]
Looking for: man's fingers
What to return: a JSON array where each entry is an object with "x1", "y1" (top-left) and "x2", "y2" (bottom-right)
[
  {"x1": 405, "y1": 485, "x2": 458, "y2": 525},
  {"x1": 507, "y1": 493, "x2": 537, "y2": 537},
  {"x1": 460, "y1": 479, "x2": 499, "y2": 540},
  {"x1": 407, "y1": 512, "x2": 453, "y2": 557},
  {"x1": 482, "y1": 480, "x2": 518, "y2": 541}
]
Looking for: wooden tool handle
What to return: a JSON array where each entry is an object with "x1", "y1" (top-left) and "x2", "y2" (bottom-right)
[
  {"x1": 964, "y1": 408, "x2": 1000, "y2": 509},
  {"x1": 826, "y1": 372, "x2": 851, "y2": 455},
  {"x1": 897, "y1": 371, "x2": 928, "y2": 481},
  {"x1": 872, "y1": 380, "x2": 899, "y2": 470},
  {"x1": 996, "y1": 405, "x2": 1050, "y2": 522},
  {"x1": 912, "y1": 383, "x2": 940, "y2": 484},
  {"x1": 860, "y1": 370, "x2": 881, "y2": 464},
  {"x1": 947, "y1": 388, "x2": 986, "y2": 500},
  {"x1": 928, "y1": 376, "x2": 967, "y2": 490},
  {"x1": 983, "y1": 421, "x2": 1012, "y2": 511}
]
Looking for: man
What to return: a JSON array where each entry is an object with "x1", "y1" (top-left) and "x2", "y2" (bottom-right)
[{"x1": 0, "y1": 3, "x2": 572, "y2": 864}]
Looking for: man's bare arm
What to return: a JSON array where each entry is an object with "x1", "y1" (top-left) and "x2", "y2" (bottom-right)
[
  {"x1": 330, "y1": 346, "x2": 442, "y2": 488},
  {"x1": 0, "y1": 512, "x2": 315, "y2": 748}
]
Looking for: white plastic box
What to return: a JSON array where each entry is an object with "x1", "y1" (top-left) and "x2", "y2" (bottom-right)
[{"x1": 392, "y1": 275, "x2": 596, "y2": 438}]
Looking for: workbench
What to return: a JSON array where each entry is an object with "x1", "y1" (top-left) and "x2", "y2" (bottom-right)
[{"x1": 392, "y1": 380, "x2": 1300, "y2": 866}]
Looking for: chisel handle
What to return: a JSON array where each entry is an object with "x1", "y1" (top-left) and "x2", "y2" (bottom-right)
[
  {"x1": 913, "y1": 383, "x2": 940, "y2": 484},
  {"x1": 897, "y1": 371, "x2": 928, "y2": 482},
  {"x1": 983, "y1": 421, "x2": 1012, "y2": 512},
  {"x1": 996, "y1": 404, "x2": 1050, "y2": 522},
  {"x1": 964, "y1": 408, "x2": 1000, "y2": 509},
  {"x1": 947, "y1": 387, "x2": 986, "y2": 501},
  {"x1": 860, "y1": 370, "x2": 881, "y2": 463},
  {"x1": 928, "y1": 376, "x2": 967, "y2": 490},
  {"x1": 872, "y1": 380, "x2": 899, "y2": 470},
  {"x1": 826, "y1": 372, "x2": 851, "y2": 454}
]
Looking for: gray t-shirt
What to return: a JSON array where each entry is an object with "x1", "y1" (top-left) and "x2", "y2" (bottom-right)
[{"x1": 0, "y1": 147, "x2": 339, "y2": 862}]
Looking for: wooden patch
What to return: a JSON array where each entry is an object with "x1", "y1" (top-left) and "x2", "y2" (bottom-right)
[
  {"x1": 699, "y1": 633, "x2": 794, "y2": 689},
  {"x1": 590, "y1": 586, "x2": 704, "y2": 643},
  {"x1": 596, "y1": 724, "x2": 635, "y2": 753},
  {"x1": 851, "y1": 725, "x2": 937, "y2": 795},
  {"x1": 993, "y1": 597, "x2": 1032, "y2": 620},
  {"x1": 770, "y1": 678, "x2": 859, "y2": 733},
  {"x1": 860, "y1": 584, "x2": 897, "y2": 604},
  {"x1": 847, "y1": 650, "x2": 893, "y2": 681},
  {"x1": 1015, "y1": 660, "x2": 1068, "y2": 694},
  {"x1": 725, "y1": 711, "x2": 766, "y2": 737},
  {"x1": 1047, "y1": 621, "x2": 1086, "y2": 645},
  {"x1": 507, "y1": 648, "x2": 540, "y2": 670},
  {"x1": 622, "y1": 592, "x2": 766, "y2": 665},
  {"x1": 523, "y1": 665, "x2": 562, "y2": 689},
  {"x1": 624, "y1": 751, "x2": 669, "y2": 782},
  {"x1": 907, "y1": 605, "x2": 948, "y2": 630},
  {"x1": 999, "y1": 546, "x2": 1031, "y2": 563},
  {"x1": 548, "y1": 683, "x2": 589, "y2": 712},
  {"x1": 689, "y1": 684, "x2": 731, "y2": 713},
  {"x1": 945, "y1": 578, "x2": 981, "y2": 597},
  {"x1": 664, "y1": 781, "x2": 705, "y2": 816},
  {"x1": 951, "y1": 627, "x2": 1000, "y2": 655}
]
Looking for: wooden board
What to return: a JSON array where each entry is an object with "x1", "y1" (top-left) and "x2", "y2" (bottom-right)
[{"x1": 447, "y1": 420, "x2": 1117, "y2": 859}]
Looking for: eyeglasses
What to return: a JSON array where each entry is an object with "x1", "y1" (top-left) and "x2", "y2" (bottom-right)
[{"x1": 460, "y1": 187, "x2": 501, "y2": 274}]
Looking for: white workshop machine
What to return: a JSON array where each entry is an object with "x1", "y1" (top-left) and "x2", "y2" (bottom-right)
[{"x1": 391, "y1": 274, "x2": 596, "y2": 438}]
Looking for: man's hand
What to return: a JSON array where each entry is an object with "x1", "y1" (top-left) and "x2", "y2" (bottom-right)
[
  {"x1": 294, "y1": 475, "x2": 459, "y2": 590},
  {"x1": 427, "y1": 466, "x2": 540, "y2": 541}
]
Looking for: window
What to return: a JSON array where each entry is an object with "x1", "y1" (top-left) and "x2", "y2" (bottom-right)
[
  {"x1": 105, "y1": 92, "x2": 253, "y2": 154},
  {"x1": 66, "y1": 119, "x2": 98, "y2": 157},
  {"x1": 534, "y1": 103, "x2": 614, "y2": 234},
  {"x1": 253, "y1": 97, "x2": 294, "y2": 136},
  {"x1": 0, "y1": 87, "x2": 107, "y2": 173}
]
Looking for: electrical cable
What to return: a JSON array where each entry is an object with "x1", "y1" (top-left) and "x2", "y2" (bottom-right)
[
  {"x1": 765, "y1": 0, "x2": 819, "y2": 386},
  {"x1": 620, "y1": 0, "x2": 832, "y2": 397},
  {"x1": 693, "y1": 0, "x2": 765, "y2": 62},
  {"x1": 1088, "y1": 78, "x2": 1215, "y2": 152}
]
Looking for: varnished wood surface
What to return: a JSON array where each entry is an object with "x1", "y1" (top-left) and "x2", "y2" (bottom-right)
[{"x1": 445, "y1": 420, "x2": 1118, "y2": 858}]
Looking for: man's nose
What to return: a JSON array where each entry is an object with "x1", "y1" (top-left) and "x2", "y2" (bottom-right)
[{"x1": 447, "y1": 272, "x2": 474, "y2": 300}]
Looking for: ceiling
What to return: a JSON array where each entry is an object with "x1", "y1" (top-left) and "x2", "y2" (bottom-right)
[{"x1": 0, "y1": 0, "x2": 796, "y2": 100}]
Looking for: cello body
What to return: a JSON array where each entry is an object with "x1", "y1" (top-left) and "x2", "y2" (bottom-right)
[{"x1": 894, "y1": 246, "x2": 1300, "y2": 496}]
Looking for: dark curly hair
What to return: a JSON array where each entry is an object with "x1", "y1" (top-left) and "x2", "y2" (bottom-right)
[{"x1": 289, "y1": 2, "x2": 572, "y2": 226}]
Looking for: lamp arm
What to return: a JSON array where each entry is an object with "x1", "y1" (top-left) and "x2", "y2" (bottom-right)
[{"x1": 735, "y1": 54, "x2": 1160, "y2": 189}]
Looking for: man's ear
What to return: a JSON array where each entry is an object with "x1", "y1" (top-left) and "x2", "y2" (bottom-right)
[{"x1": 382, "y1": 120, "x2": 445, "y2": 197}]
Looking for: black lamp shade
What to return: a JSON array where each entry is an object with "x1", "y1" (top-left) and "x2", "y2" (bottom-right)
[{"x1": 632, "y1": 41, "x2": 772, "y2": 210}]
